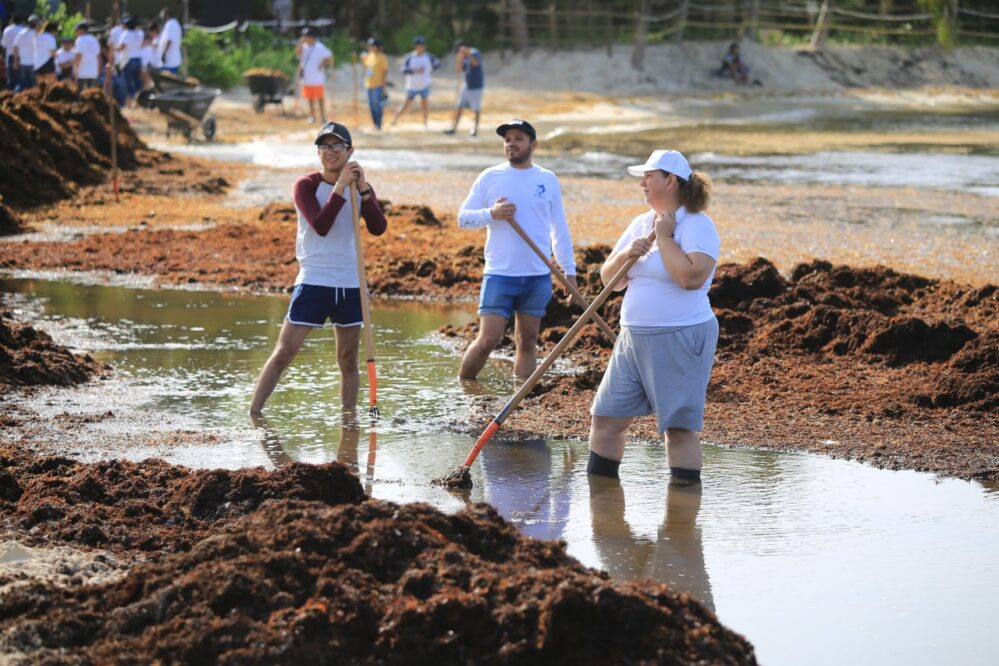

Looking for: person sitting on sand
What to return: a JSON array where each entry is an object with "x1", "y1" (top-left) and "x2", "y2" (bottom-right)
[
  {"x1": 249, "y1": 122, "x2": 387, "y2": 415},
  {"x1": 586, "y1": 150, "x2": 719, "y2": 485},
  {"x1": 456, "y1": 119, "x2": 577, "y2": 382},
  {"x1": 719, "y1": 42, "x2": 749, "y2": 85}
]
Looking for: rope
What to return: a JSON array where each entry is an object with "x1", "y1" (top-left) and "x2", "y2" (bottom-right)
[
  {"x1": 959, "y1": 7, "x2": 999, "y2": 20},
  {"x1": 831, "y1": 8, "x2": 933, "y2": 22}
]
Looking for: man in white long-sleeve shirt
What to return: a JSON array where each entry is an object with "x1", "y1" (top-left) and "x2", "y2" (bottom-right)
[{"x1": 457, "y1": 119, "x2": 577, "y2": 381}]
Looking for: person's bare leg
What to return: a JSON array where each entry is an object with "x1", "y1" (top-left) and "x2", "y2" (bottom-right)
[
  {"x1": 512, "y1": 312, "x2": 541, "y2": 381},
  {"x1": 249, "y1": 321, "x2": 313, "y2": 413},
  {"x1": 335, "y1": 324, "x2": 361, "y2": 409},
  {"x1": 588, "y1": 415, "x2": 634, "y2": 461},
  {"x1": 471, "y1": 109, "x2": 480, "y2": 135},
  {"x1": 317, "y1": 96, "x2": 326, "y2": 124},
  {"x1": 458, "y1": 314, "x2": 507, "y2": 380},
  {"x1": 390, "y1": 99, "x2": 412, "y2": 126},
  {"x1": 448, "y1": 106, "x2": 463, "y2": 131},
  {"x1": 420, "y1": 96, "x2": 429, "y2": 128},
  {"x1": 666, "y1": 428, "x2": 702, "y2": 471}
]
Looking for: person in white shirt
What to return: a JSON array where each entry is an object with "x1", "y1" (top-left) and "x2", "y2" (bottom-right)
[
  {"x1": 457, "y1": 119, "x2": 578, "y2": 381},
  {"x1": 2, "y1": 14, "x2": 26, "y2": 90},
  {"x1": 55, "y1": 36, "x2": 75, "y2": 80},
  {"x1": 158, "y1": 9, "x2": 182, "y2": 74},
  {"x1": 72, "y1": 21, "x2": 101, "y2": 89},
  {"x1": 587, "y1": 150, "x2": 720, "y2": 485},
  {"x1": 389, "y1": 36, "x2": 440, "y2": 129},
  {"x1": 107, "y1": 14, "x2": 125, "y2": 68},
  {"x1": 116, "y1": 17, "x2": 143, "y2": 103},
  {"x1": 12, "y1": 14, "x2": 38, "y2": 90},
  {"x1": 295, "y1": 27, "x2": 332, "y2": 124},
  {"x1": 33, "y1": 22, "x2": 58, "y2": 82}
]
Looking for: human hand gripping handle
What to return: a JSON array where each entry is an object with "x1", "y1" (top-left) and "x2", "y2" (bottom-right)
[{"x1": 490, "y1": 197, "x2": 516, "y2": 221}]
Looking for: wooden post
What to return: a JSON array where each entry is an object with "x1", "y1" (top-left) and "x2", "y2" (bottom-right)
[
  {"x1": 673, "y1": 0, "x2": 690, "y2": 43},
  {"x1": 105, "y1": 64, "x2": 120, "y2": 204},
  {"x1": 810, "y1": 0, "x2": 832, "y2": 50},
  {"x1": 85, "y1": 2, "x2": 91, "y2": 21},
  {"x1": 744, "y1": 0, "x2": 760, "y2": 41},
  {"x1": 351, "y1": 52, "x2": 359, "y2": 128},
  {"x1": 181, "y1": 0, "x2": 190, "y2": 77},
  {"x1": 631, "y1": 0, "x2": 649, "y2": 70},
  {"x1": 549, "y1": 3, "x2": 557, "y2": 49}
]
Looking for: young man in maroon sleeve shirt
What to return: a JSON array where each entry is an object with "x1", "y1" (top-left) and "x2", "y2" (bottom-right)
[{"x1": 250, "y1": 122, "x2": 387, "y2": 414}]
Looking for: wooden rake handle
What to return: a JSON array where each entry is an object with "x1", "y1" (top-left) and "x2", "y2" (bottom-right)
[
  {"x1": 506, "y1": 217, "x2": 617, "y2": 344},
  {"x1": 350, "y1": 183, "x2": 378, "y2": 413},
  {"x1": 462, "y1": 230, "x2": 656, "y2": 468}
]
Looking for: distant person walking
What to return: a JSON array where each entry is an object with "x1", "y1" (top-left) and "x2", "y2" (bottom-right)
[
  {"x1": 12, "y1": 14, "x2": 38, "y2": 90},
  {"x1": 158, "y1": 8, "x2": 182, "y2": 74},
  {"x1": 2, "y1": 14, "x2": 25, "y2": 90},
  {"x1": 360, "y1": 36, "x2": 388, "y2": 130},
  {"x1": 296, "y1": 27, "x2": 332, "y2": 124},
  {"x1": 72, "y1": 21, "x2": 100, "y2": 90},
  {"x1": 445, "y1": 41, "x2": 484, "y2": 136},
  {"x1": 116, "y1": 17, "x2": 143, "y2": 104},
  {"x1": 390, "y1": 36, "x2": 439, "y2": 129},
  {"x1": 249, "y1": 122, "x2": 388, "y2": 415},
  {"x1": 457, "y1": 119, "x2": 577, "y2": 381},
  {"x1": 586, "y1": 150, "x2": 719, "y2": 485}
]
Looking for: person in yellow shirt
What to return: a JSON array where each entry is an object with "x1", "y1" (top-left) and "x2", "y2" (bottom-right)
[{"x1": 360, "y1": 37, "x2": 388, "y2": 130}]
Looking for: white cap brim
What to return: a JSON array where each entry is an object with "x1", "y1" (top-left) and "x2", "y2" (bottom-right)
[{"x1": 626, "y1": 164, "x2": 651, "y2": 177}]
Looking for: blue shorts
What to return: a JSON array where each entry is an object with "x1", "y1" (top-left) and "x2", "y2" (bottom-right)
[
  {"x1": 406, "y1": 86, "x2": 430, "y2": 100},
  {"x1": 286, "y1": 284, "x2": 363, "y2": 328},
  {"x1": 478, "y1": 274, "x2": 552, "y2": 319}
]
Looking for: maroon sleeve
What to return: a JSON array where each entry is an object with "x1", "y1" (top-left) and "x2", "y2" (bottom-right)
[
  {"x1": 361, "y1": 186, "x2": 388, "y2": 237},
  {"x1": 293, "y1": 173, "x2": 346, "y2": 237}
]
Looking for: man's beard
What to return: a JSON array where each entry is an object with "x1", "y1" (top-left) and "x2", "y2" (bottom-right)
[{"x1": 508, "y1": 150, "x2": 531, "y2": 165}]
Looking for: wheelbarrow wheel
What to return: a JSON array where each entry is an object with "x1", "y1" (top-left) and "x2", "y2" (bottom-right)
[
  {"x1": 136, "y1": 89, "x2": 154, "y2": 109},
  {"x1": 202, "y1": 116, "x2": 217, "y2": 141},
  {"x1": 253, "y1": 95, "x2": 265, "y2": 113}
]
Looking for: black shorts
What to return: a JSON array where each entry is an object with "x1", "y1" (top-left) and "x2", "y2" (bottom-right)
[{"x1": 35, "y1": 59, "x2": 55, "y2": 75}]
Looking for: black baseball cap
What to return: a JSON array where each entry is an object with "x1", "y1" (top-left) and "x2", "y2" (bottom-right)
[
  {"x1": 315, "y1": 121, "x2": 352, "y2": 146},
  {"x1": 496, "y1": 119, "x2": 537, "y2": 141},
  {"x1": 301, "y1": 26, "x2": 316, "y2": 37},
  {"x1": 367, "y1": 37, "x2": 382, "y2": 47}
]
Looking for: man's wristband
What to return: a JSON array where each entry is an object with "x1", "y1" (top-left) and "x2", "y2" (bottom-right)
[{"x1": 359, "y1": 187, "x2": 373, "y2": 197}]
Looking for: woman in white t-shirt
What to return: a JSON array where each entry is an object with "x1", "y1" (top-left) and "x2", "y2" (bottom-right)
[
  {"x1": 116, "y1": 17, "x2": 143, "y2": 104},
  {"x1": 587, "y1": 150, "x2": 720, "y2": 485},
  {"x1": 34, "y1": 22, "x2": 58, "y2": 82}
]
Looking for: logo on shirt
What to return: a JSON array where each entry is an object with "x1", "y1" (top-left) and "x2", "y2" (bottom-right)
[{"x1": 535, "y1": 183, "x2": 546, "y2": 198}]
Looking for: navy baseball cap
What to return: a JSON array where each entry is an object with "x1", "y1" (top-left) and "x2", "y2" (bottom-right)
[
  {"x1": 496, "y1": 119, "x2": 537, "y2": 141},
  {"x1": 315, "y1": 121, "x2": 352, "y2": 146},
  {"x1": 412, "y1": 36, "x2": 425, "y2": 45},
  {"x1": 367, "y1": 37, "x2": 382, "y2": 47},
  {"x1": 301, "y1": 26, "x2": 316, "y2": 37}
]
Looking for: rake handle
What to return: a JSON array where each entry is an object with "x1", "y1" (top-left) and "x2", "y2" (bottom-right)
[
  {"x1": 506, "y1": 217, "x2": 617, "y2": 343},
  {"x1": 351, "y1": 183, "x2": 378, "y2": 411},
  {"x1": 462, "y1": 230, "x2": 655, "y2": 468}
]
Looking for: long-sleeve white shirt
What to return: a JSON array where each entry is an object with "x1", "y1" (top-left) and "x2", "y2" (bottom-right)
[{"x1": 458, "y1": 162, "x2": 576, "y2": 277}]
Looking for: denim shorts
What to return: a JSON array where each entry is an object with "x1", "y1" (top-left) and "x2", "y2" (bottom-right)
[
  {"x1": 478, "y1": 274, "x2": 552, "y2": 319},
  {"x1": 590, "y1": 318, "x2": 719, "y2": 433},
  {"x1": 406, "y1": 86, "x2": 430, "y2": 100},
  {"x1": 286, "y1": 284, "x2": 363, "y2": 328}
]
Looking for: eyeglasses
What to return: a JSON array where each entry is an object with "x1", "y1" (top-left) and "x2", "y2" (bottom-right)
[{"x1": 317, "y1": 143, "x2": 348, "y2": 153}]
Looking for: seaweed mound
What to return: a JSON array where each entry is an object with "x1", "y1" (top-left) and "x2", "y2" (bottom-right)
[
  {"x1": 0, "y1": 82, "x2": 145, "y2": 208},
  {"x1": 0, "y1": 311, "x2": 105, "y2": 388},
  {"x1": 0, "y1": 499, "x2": 756, "y2": 665}
]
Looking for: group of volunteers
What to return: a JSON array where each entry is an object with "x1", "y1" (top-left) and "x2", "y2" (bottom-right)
[
  {"x1": 302, "y1": 32, "x2": 485, "y2": 134},
  {"x1": 1, "y1": 9, "x2": 182, "y2": 105},
  {"x1": 249, "y1": 117, "x2": 721, "y2": 486}
]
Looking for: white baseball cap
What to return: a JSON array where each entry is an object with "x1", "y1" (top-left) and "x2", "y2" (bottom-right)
[{"x1": 626, "y1": 150, "x2": 692, "y2": 180}]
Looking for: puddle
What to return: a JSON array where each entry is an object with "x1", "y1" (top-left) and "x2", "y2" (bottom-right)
[{"x1": 2, "y1": 277, "x2": 999, "y2": 666}]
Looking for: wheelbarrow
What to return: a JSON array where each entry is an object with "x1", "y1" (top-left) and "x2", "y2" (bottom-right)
[
  {"x1": 149, "y1": 88, "x2": 221, "y2": 141},
  {"x1": 244, "y1": 72, "x2": 290, "y2": 113},
  {"x1": 137, "y1": 69, "x2": 200, "y2": 109}
]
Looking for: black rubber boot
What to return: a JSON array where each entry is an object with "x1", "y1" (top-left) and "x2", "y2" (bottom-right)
[
  {"x1": 670, "y1": 467, "x2": 702, "y2": 485},
  {"x1": 587, "y1": 450, "x2": 621, "y2": 478}
]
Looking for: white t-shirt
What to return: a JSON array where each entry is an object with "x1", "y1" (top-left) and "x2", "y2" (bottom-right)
[
  {"x1": 55, "y1": 47, "x2": 75, "y2": 68},
  {"x1": 402, "y1": 51, "x2": 434, "y2": 91},
  {"x1": 613, "y1": 208, "x2": 720, "y2": 327},
  {"x1": 298, "y1": 41, "x2": 331, "y2": 86},
  {"x1": 107, "y1": 25, "x2": 124, "y2": 65},
  {"x1": 142, "y1": 44, "x2": 161, "y2": 69},
  {"x1": 159, "y1": 18, "x2": 182, "y2": 68},
  {"x1": 2, "y1": 24, "x2": 24, "y2": 56},
  {"x1": 74, "y1": 33, "x2": 101, "y2": 79},
  {"x1": 295, "y1": 182, "x2": 361, "y2": 288},
  {"x1": 35, "y1": 32, "x2": 56, "y2": 67},
  {"x1": 13, "y1": 27, "x2": 35, "y2": 66},
  {"x1": 458, "y1": 162, "x2": 576, "y2": 277},
  {"x1": 118, "y1": 29, "x2": 143, "y2": 59}
]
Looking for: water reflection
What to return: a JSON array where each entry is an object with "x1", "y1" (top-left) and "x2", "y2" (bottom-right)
[
  {"x1": 480, "y1": 438, "x2": 574, "y2": 542},
  {"x1": 588, "y1": 475, "x2": 713, "y2": 609}
]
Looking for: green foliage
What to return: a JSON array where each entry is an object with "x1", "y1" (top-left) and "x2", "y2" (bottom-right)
[
  {"x1": 186, "y1": 24, "x2": 300, "y2": 89},
  {"x1": 34, "y1": 1, "x2": 85, "y2": 40},
  {"x1": 918, "y1": 0, "x2": 956, "y2": 50}
]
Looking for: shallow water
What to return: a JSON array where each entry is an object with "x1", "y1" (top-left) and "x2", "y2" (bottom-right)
[{"x1": 3, "y1": 277, "x2": 998, "y2": 666}]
